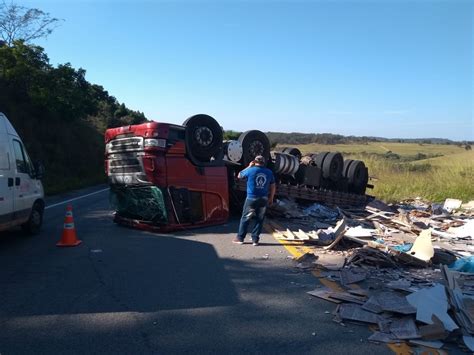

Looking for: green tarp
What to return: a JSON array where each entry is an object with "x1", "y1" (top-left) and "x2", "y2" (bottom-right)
[{"x1": 110, "y1": 185, "x2": 167, "y2": 223}]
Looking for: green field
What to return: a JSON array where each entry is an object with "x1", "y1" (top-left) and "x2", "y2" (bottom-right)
[{"x1": 277, "y1": 143, "x2": 474, "y2": 203}]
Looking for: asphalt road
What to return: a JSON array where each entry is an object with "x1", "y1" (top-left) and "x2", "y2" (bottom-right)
[{"x1": 0, "y1": 186, "x2": 392, "y2": 354}]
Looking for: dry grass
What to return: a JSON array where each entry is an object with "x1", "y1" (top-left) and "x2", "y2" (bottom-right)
[{"x1": 277, "y1": 143, "x2": 474, "y2": 203}]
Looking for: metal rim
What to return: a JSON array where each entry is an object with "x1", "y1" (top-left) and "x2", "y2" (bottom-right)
[
  {"x1": 183, "y1": 114, "x2": 223, "y2": 163},
  {"x1": 238, "y1": 130, "x2": 271, "y2": 166},
  {"x1": 193, "y1": 126, "x2": 214, "y2": 147}
]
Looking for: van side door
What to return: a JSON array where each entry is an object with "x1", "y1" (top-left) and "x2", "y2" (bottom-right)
[
  {"x1": 11, "y1": 139, "x2": 33, "y2": 224},
  {"x1": 0, "y1": 139, "x2": 14, "y2": 229}
]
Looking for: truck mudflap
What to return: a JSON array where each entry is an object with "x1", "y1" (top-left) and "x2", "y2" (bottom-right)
[{"x1": 234, "y1": 180, "x2": 371, "y2": 206}]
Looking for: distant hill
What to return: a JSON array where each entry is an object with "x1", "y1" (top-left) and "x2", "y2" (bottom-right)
[
  {"x1": 254, "y1": 132, "x2": 468, "y2": 146},
  {"x1": 226, "y1": 130, "x2": 469, "y2": 146}
]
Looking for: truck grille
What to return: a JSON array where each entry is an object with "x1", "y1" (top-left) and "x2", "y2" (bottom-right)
[
  {"x1": 108, "y1": 157, "x2": 143, "y2": 174},
  {"x1": 110, "y1": 166, "x2": 142, "y2": 174},
  {"x1": 108, "y1": 137, "x2": 143, "y2": 153}
]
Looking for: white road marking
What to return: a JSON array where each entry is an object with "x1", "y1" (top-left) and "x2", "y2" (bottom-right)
[{"x1": 45, "y1": 188, "x2": 110, "y2": 210}]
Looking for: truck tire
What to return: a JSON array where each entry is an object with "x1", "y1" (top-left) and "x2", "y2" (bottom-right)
[
  {"x1": 22, "y1": 201, "x2": 44, "y2": 235},
  {"x1": 238, "y1": 130, "x2": 270, "y2": 166},
  {"x1": 313, "y1": 152, "x2": 329, "y2": 169},
  {"x1": 347, "y1": 160, "x2": 369, "y2": 194},
  {"x1": 322, "y1": 152, "x2": 343, "y2": 181},
  {"x1": 282, "y1": 147, "x2": 302, "y2": 161},
  {"x1": 343, "y1": 159, "x2": 354, "y2": 178},
  {"x1": 183, "y1": 114, "x2": 223, "y2": 162}
]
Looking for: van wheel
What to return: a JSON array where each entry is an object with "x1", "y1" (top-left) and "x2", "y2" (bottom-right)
[{"x1": 22, "y1": 202, "x2": 44, "y2": 235}]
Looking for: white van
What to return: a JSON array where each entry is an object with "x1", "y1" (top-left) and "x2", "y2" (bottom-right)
[{"x1": 0, "y1": 112, "x2": 45, "y2": 234}]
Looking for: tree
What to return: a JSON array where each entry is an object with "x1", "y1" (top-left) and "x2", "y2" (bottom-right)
[{"x1": 0, "y1": 1, "x2": 61, "y2": 46}]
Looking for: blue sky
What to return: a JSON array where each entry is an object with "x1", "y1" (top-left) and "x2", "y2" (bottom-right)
[{"x1": 24, "y1": 0, "x2": 473, "y2": 140}]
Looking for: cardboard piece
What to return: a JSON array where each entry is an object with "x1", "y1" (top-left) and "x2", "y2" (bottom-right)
[
  {"x1": 338, "y1": 303, "x2": 380, "y2": 324},
  {"x1": 407, "y1": 229, "x2": 434, "y2": 262},
  {"x1": 295, "y1": 229, "x2": 311, "y2": 240},
  {"x1": 375, "y1": 292, "x2": 416, "y2": 315},
  {"x1": 386, "y1": 279, "x2": 412, "y2": 292},
  {"x1": 344, "y1": 226, "x2": 375, "y2": 238},
  {"x1": 443, "y1": 198, "x2": 462, "y2": 212},
  {"x1": 340, "y1": 268, "x2": 367, "y2": 285},
  {"x1": 348, "y1": 289, "x2": 369, "y2": 297},
  {"x1": 409, "y1": 340, "x2": 444, "y2": 349},
  {"x1": 378, "y1": 319, "x2": 392, "y2": 333},
  {"x1": 362, "y1": 296, "x2": 383, "y2": 314},
  {"x1": 418, "y1": 316, "x2": 449, "y2": 340},
  {"x1": 368, "y1": 332, "x2": 396, "y2": 343},
  {"x1": 323, "y1": 219, "x2": 347, "y2": 250},
  {"x1": 307, "y1": 289, "x2": 342, "y2": 304},
  {"x1": 295, "y1": 252, "x2": 318, "y2": 270},
  {"x1": 463, "y1": 336, "x2": 474, "y2": 352},
  {"x1": 406, "y1": 284, "x2": 458, "y2": 332},
  {"x1": 314, "y1": 254, "x2": 346, "y2": 271},
  {"x1": 328, "y1": 291, "x2": 367, "y2": 305},
  {"x1": 390, "y1": 318, "x2": 420, "y2": 340}
]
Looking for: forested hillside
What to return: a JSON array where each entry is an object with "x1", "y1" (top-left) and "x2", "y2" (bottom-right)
[{"x1": 0, "y1": 41, "x2": 147, "y2": 193}]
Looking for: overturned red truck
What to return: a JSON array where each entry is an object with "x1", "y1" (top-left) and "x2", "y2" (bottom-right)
[{"x1": 105, "y1": 114, "x2": 371, "y2": 231}]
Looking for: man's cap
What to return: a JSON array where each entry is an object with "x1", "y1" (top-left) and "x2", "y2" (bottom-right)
[{"x1": 254, "y1": 155, "x2": 265, "y2": 164}]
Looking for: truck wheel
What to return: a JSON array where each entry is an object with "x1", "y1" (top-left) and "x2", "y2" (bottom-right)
[
  {"x1": 283, "y1": 147, "x2": 302, "y2": 161},
  {"x1": 183, "y1": 114, "x2": 223, "y2": 162},
  {"x1": 347, "y1": 160, "x2": 369, "y2": 194},
  {"x1": 343, "y1": 159, "x2": 354, "y2": 178},
  {"x1": 313, "y1": 152, "x2": 329, "y2": 169},
  {"x1": 238, "y1": 130, "x2": 270, "y2": 166},
  {"x1": 22, "y1": 202, "x2": 44, "y2": 235},
  {"x1": 322, "y1": 152, "x2": 343, "y2": 181}
]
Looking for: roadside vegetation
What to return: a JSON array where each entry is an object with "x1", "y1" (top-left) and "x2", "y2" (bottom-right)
[
  {"x1": 0, "y1": 2, "x2": 147, "y2": 194},
  {"x1": 284, "y1": 143, "x2": 474, "y2": 203},
  {"x1": 0, "y1": 41, "x2": 148, "y2": 194}
]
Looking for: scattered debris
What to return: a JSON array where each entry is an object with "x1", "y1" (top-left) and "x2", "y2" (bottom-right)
[
  {"x1": 268, "y1": 195, "x2": 474, "y2": 351},
  {"x1": 323, "y1": 219, "x2": 348, "y2": 250},
  {"x1": 368, "y1": 331, "x2": 396, "y2": 344},
  {"x1": 307, "y1": 288, "x2": 342, "y2": 304},
  {"x1": 463, "y1": 335, "x2": 474, "y2": 351},
  {"x1": 409, "y1": 339, "x2": 444, "y2": 349},
  {"x1": 337, "y1": 303, "x2": 380, "y2": 324},
  {"x1": 390, "y1": 318, "x2": 420, "y2": 340},
  {"x1": 340, "y1": 268, "x2": 367, "y2": 285},
  {"x1": 407, "y1": 229, "x2": 434, "y2": 262},
  {"x1": 374, "y1": 292, "x2": 416, "y2": 315},
  {"x1": 443, "y1": 198, "x2": 463, "y2": 213},
  {"x1": 406, "y1": 284, "x2": 458, "y2": 332}
]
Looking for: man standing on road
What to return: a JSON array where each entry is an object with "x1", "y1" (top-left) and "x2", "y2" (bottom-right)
[{"x1": 233, "y1": 155, "x2": 276, "y2": 246}]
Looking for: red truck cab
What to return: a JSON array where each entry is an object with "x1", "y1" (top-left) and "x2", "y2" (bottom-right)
[{"x1": 105, "y1": 118, "x2": 229, "y2": 232}]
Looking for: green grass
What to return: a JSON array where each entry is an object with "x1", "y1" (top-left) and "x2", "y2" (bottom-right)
[{"x1": 278, "y1": 143, "x2": 474, "y2": 203}]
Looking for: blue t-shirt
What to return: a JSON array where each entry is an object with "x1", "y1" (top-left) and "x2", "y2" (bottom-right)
[{"x1": 239, "y1": 166, "x2": 275, "y2": 198}]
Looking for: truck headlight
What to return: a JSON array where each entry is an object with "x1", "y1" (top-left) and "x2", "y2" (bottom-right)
[{"x1": 144, "y1": 138, "x2": 166, "y2": 148}]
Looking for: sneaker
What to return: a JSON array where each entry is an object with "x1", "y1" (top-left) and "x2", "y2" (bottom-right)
[
  {"x1": 232, "y1": 238, "x2": 244, "y2": 245},
  {"x1": 252, "y1": 241, "x2": 259, "y2": 246}
]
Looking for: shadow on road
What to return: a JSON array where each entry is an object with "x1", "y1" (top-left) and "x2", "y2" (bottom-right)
[
  {"x1": 0, "y1": 210, "x2": 239, "y2": 317},
  {"x1": 0, "y1": 206, "x2": 390, "y2": 354}
]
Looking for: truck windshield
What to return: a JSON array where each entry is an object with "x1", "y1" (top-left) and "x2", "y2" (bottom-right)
[{"x1": 110, "y1": 185, "x2": 167, "y2": 223}]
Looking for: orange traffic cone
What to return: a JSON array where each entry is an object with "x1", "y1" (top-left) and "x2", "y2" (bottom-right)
[{"x1": 56, "y1": 205, "x2": 82, "y2": 247}]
